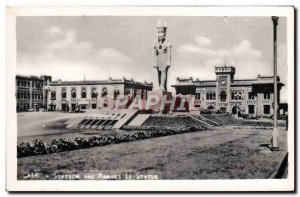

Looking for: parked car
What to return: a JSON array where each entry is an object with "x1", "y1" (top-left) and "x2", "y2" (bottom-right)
[
  {"x1": 27, "y1": 108, "x2": 35, "y2": 112},
  {"x1": 79, "y1": 109, "x2": 86, "y2": 113},
  {"x1": 75, "y1": 108, "x2": 86, "y2": 113}
]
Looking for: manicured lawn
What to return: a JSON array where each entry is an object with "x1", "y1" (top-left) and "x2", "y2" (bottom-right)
[
  {"x1": 143, "y1": 116, "x2": 207, "y2": 128},
  {"x1": 202, "y1": 114, "x2": 286, "y2": 127},
  {"x1": 18, "y1": 128, "x2": 287, "y2": 180}
]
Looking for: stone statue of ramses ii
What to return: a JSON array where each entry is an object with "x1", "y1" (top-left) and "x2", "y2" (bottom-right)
[{"x1": 153, "y1": 20, "x2": 172, "y2": 92}]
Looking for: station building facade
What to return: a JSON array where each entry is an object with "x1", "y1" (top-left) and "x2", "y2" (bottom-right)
[
  {"x1": 171, "y1": 66, "x2": 284, "y2": 117},
  {"x1": 15, "y1": 75, "x2": 52, "y2": 112},
  {"x1": 47, "y1": 77, "x2": 153, "y2": 112}
]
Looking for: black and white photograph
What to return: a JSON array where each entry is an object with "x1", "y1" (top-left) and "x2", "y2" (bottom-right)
[{"x1": 6, "y1": 6, "x2": 295, "y2": 192}]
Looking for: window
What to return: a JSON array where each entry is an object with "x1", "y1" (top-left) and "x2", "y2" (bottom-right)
[
  {"x1": 248, "y1": 105, "x2": 255, "y2": 114},
  {"x1": 195, "y1": 93, "x2": 201, "y2": 100},
  {"x1": 71, "y1": 104, "x2": 76, "y2": 112},
  {"x1": 91, "y1": 88, "x2": 98, "y2": 98},
  {"x1": 264, "y1": 105, "x2": 270, "y2": 114},
  {"x1": 102, "y1": 87, "x2": 107, "y2": 97},
  {"x1": 248, "y1": 92, "x2": 256, "y2": 100},
  {"x1": 125, "y1": 89, "x2": 131, "y2": 95},
  {"x1": 232, "y1": 91, "x2": 242, "y2": 100},
  {"x1": 220, "y1": 91, "x2": 227, "y2": 102},
  {"x1": 51, "y1": 91, "x2": 56, "y2": 100},
  {"x1": 36, "y1": 82, "x2": 41, "y2": 89},
  {"x1": 81, "y1": 88, "x2": 86, "y2": 98},
  {"x1": 91, "y1": 103, "x2": 97, "y2": 109},
  {"x1": 71, "y1": 88, "x2": 76, "y2": 98},
  {"x1": 61, "y1": 103, "x2": 67, "y2": 112},
  {"x1": 114, "y1": 89, "x2": 120, "y2": 100},
  {"x1": 61, "y1": 89, "x2": 66, "y2": 99},
  {"x1": 141, "y1": 90, "x2": 144, "y2": 99},
  {"x1": 206, "y1": 92, "x2": 215, "y2": 100},
  {"x1": 264, "y1": 92, "x2": 271, "y2": 99}
]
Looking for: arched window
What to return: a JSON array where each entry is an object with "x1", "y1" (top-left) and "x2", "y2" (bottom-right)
[
  {"x1": 61, "y1": 88, "x2": 66, "y2": 99},
  {"x1": 51, "y1": 91, "x2": 56, "y2": 100},
  {"x1": 91, "y1": 88, "x2": 98, "y2": 98},
  {"x1": 81, "y1": 88, "x2": 86, "y2": 98},
  {"x1": 102, "y1": 87, "x2": 107, "y2": 97},
  {"x1": 220, "y1": 91, "x2": 227, "y2": 102},
  {"x1": 71, "y1": 88, "x2": 76, "y2": 98}
]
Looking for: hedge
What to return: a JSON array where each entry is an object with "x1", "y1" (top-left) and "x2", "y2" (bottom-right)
[{"x1": 17, "y1": 126, "x2": 205, "y2": 158}]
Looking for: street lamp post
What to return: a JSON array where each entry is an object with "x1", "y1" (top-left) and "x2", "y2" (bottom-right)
[{"x1": 272, "y1": 16, "x2": 279, "y2": 151}]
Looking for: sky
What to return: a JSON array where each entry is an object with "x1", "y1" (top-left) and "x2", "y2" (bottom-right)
[{"x1": 16, "y1": 16, "x2": 288, "y2": 102}]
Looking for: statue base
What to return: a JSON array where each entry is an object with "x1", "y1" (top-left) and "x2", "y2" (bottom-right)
[{"x1": 147, "y1": 90, "x2": 172, "y2": 114}]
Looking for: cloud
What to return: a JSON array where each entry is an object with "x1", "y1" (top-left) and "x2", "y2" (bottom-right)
[
  {"x1": 48, "y1": 26, "x2": 63, "y2": 35},
  {"x1": 97, "y1": 48, "x2": 131, "y2": 63},
  {"x1": 47, "y1": 30, "x2": 77, "y2": 50},
  {"x1": 177, "y1": 44, "x2": 216, "y2": 56},
  {"x1": 172, "y1": 36, "x2": 286, "y2": 102},
  {"x1": 232, "y1": 40, "x2": 261, "y2": 59},
  {"x1": 195, "y1": 36, "x2": 211, "y2": 46},
  {"x1": 176, "y1": 36, "x2": 268, "y2": 80},
  {"x1": 17, "y1": 27, "x2": 134, "y2": 81}
]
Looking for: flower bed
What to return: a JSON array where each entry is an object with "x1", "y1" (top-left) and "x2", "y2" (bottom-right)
[{"x1": 17, "y1": 126, "x2": 204, "y2": 158}]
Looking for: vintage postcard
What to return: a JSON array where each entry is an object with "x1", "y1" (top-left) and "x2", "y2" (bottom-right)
[{"x1": 6, "y1": 6, "x2": 294, "y2": 191}]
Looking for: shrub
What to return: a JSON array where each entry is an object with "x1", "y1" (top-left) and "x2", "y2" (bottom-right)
[{"x1": 17, "y1": 126, "x2": 205, "y2": 158}]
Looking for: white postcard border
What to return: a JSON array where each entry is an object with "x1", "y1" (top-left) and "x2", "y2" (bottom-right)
[{"x1": 6, "y1": 6, "x2": 295, "y2": 191}]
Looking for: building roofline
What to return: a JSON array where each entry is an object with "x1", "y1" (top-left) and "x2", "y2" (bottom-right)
[
  {"x1": 16, "y1": 75, "x2": 45, "y2": 80},
  {"x1": 50, "y1": 77, "x2": 153, "y2": 87},
  {"x1": 175, "y1": 75, "x2": 284, "y2": 86}
]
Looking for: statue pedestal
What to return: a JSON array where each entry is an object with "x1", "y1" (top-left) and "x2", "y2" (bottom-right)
[{"x1": 147, "y1": 90, "x2": 172, "y2": 114}]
